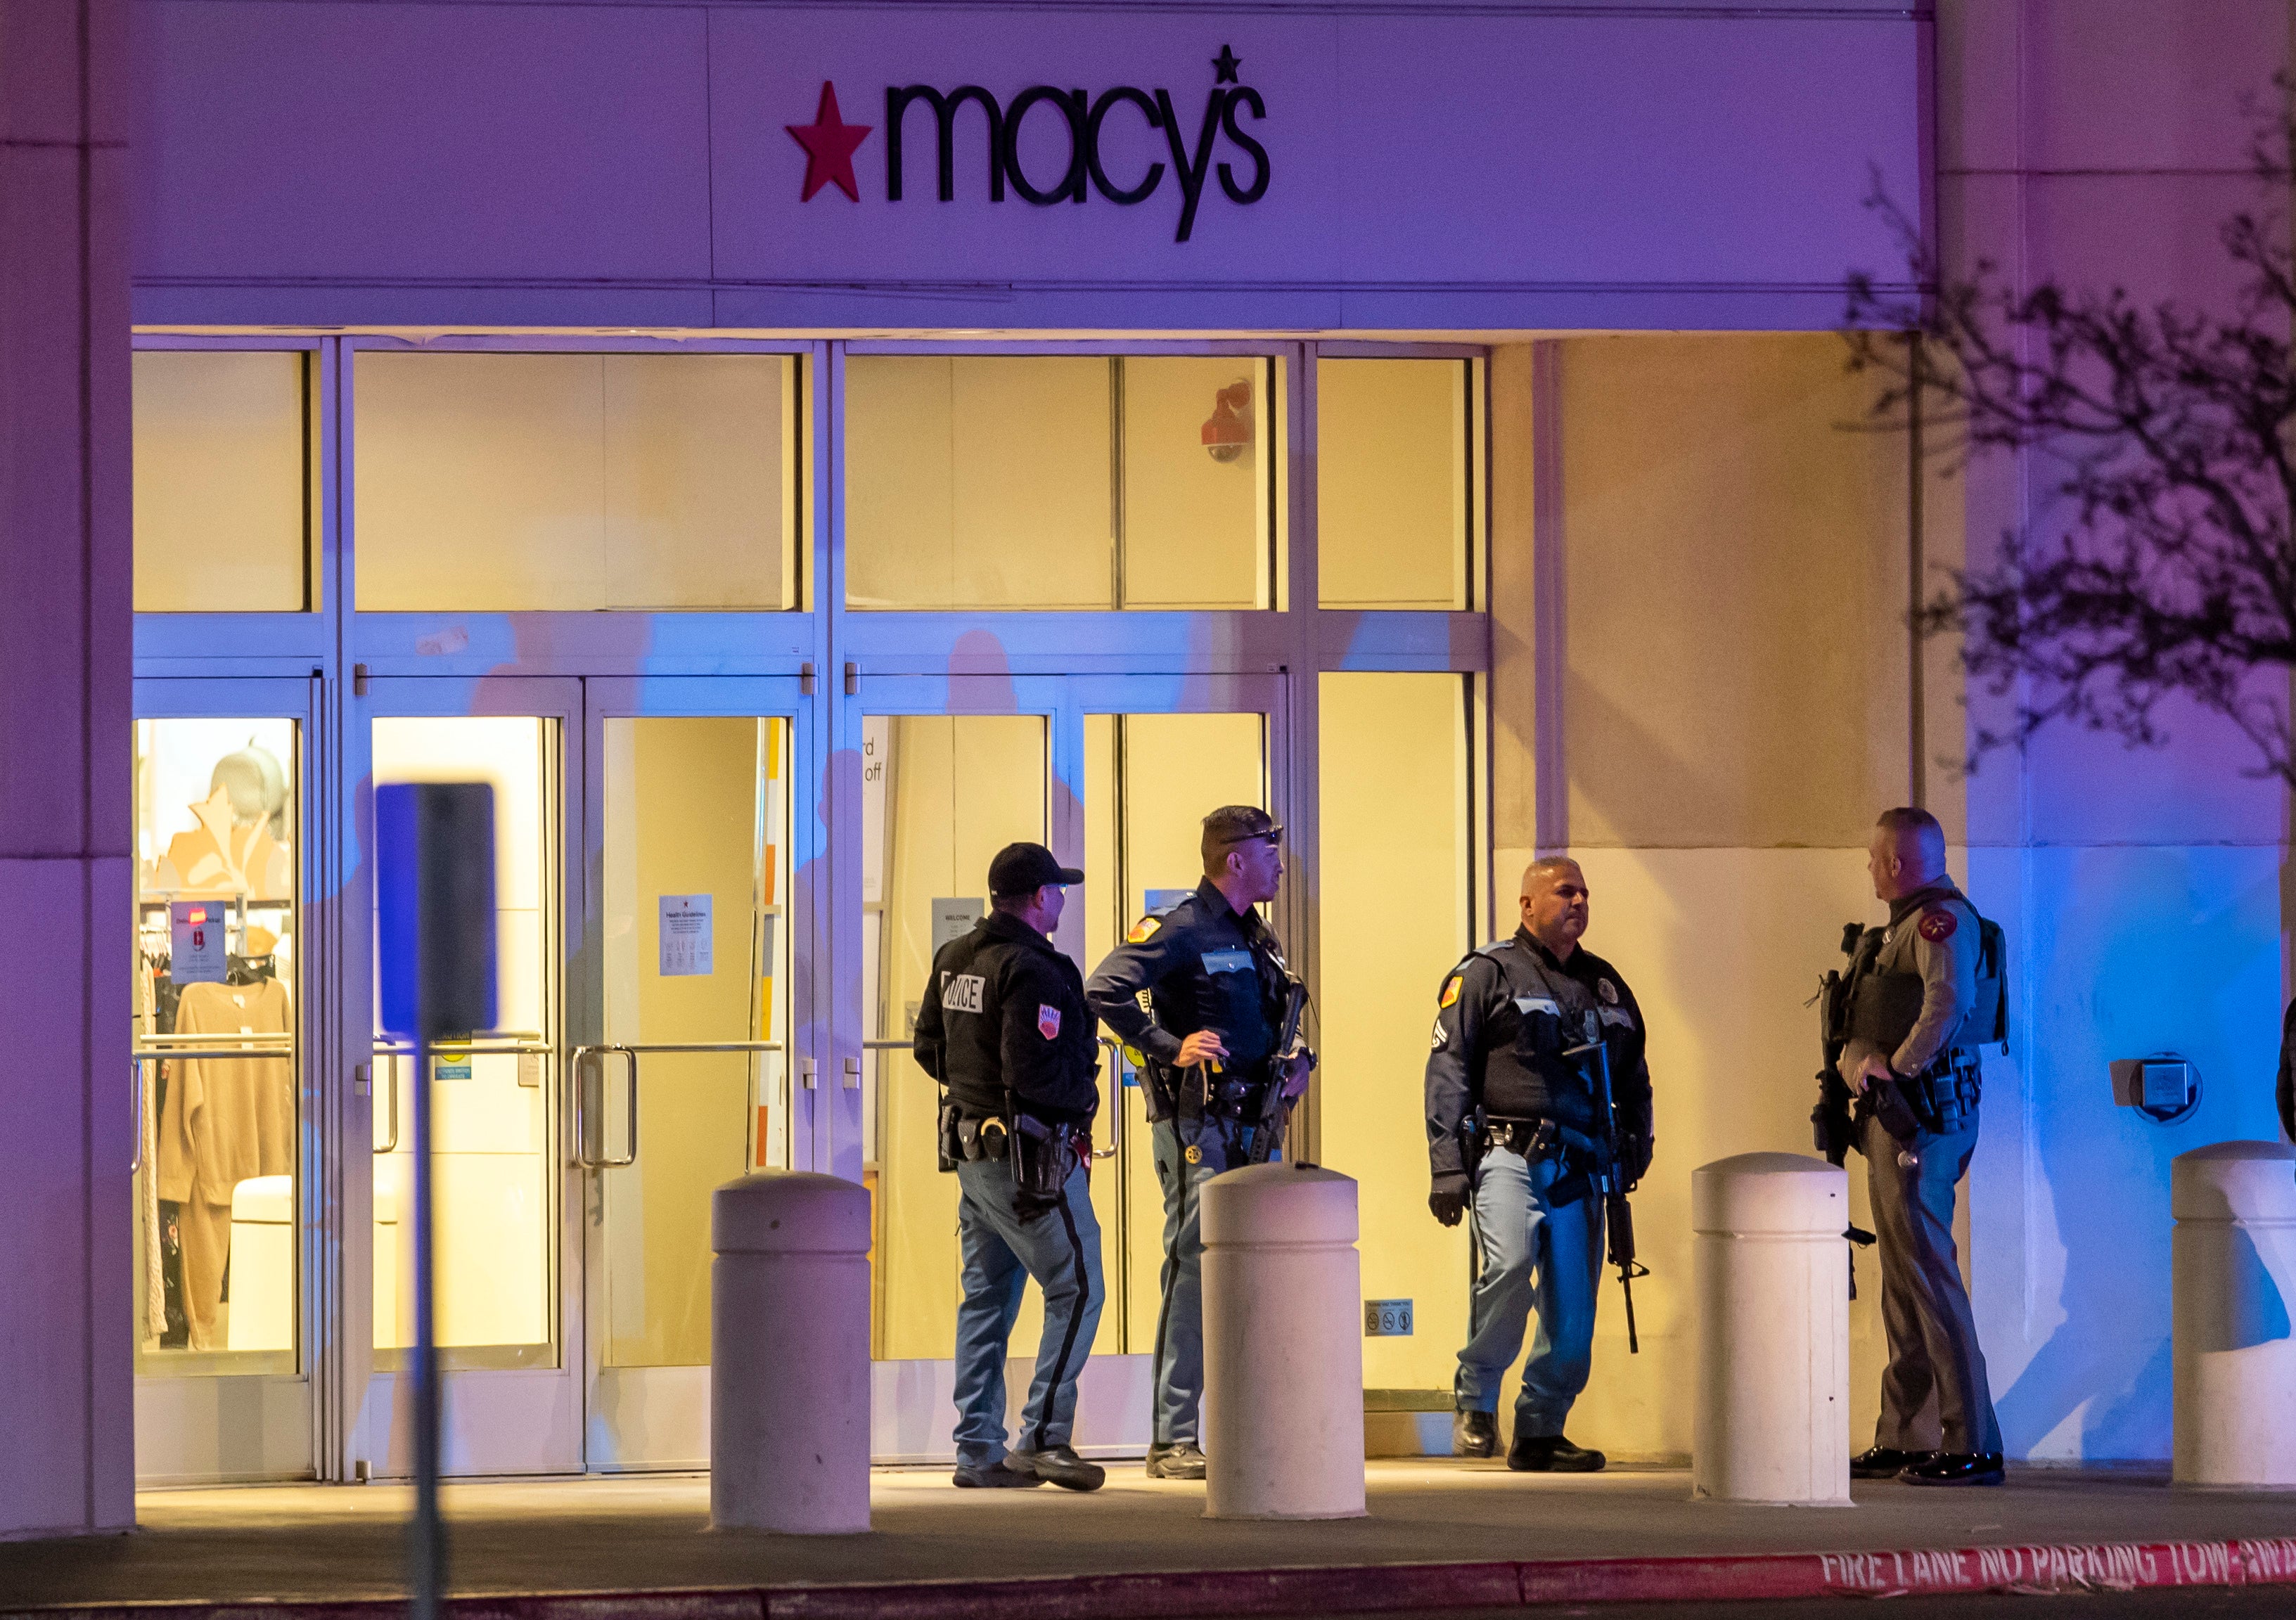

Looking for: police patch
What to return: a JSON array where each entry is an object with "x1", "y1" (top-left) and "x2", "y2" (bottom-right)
[
  {"x1": 1918, "y1": 908, "x2": 1958, "y2": 943},
  {"x1": 1598, "y1": 979, "x2": 1620, "y2": 1005},
  {"x1": 1430, "y1": 1017, "x2": 1446, "y2": 1050},
  {"x1": 942, "y1": 972, "x2": 985, "y2": 1013},
  {"x1": 1127, "y1": 915, "x2": 1160, "y2": 944},
  {"x1": 1037, "y1": 1004, "x2": 1061, "y2": 1041},
  {"x1": 1439, "y1": 975, "x2": 1461, "y2": 1009}
]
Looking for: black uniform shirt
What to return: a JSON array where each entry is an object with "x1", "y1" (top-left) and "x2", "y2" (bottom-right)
[
  {"x1": 1423, "y1": 926, "x2": 1654, "y2": 1181},
  {"x1": 912, "y1": 910, "x2": 1099, "y2": 1124},
  {"x1": 1084, "y1": 878, "x2": 1290, "y2": 1071}
]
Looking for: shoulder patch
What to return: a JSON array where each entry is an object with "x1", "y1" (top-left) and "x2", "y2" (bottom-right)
[
  {"x1": 1127, "y1": 915, "x2": 1161, "y2": 944},
  {"x1": 1439, "y1": 975, "x2": 1462, "y2": 1009},
  {"x1": 1918, "y1": 908, "x2": 1958, "y2": 944},
  {"x1": 1037, "y1": 1004, "x2": 1062, "y2": 1041},
  {"x1": 1598, "y1": 979, "x2": 1620, "y2": 1005}
]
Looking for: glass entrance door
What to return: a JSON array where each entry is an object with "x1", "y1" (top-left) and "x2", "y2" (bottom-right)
[
  {"x1": 357, "y1": 677, "x2": 582, "y2": 1477},
  {"x1": 580, "y1": 678, "x2": 807, "y2": 1470},
  {"x1": 132, "y1": 677, "x2": 319, "y2": 1484},
  {"x1": 857, "y1": 674, "x2": 1283, "y2": 1461}
]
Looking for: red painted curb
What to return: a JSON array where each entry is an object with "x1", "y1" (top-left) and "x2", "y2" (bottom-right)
[{"x1": 13, "y1": 1537, "x2": 2296, "y2": 1620}]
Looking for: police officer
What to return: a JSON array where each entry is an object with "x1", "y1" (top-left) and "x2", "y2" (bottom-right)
[
  {"x1": 912, "y1": 842, "x2": 1105, "y2": 1492},
  {"x1": 1425, "y1": 856, "x2": 1653, "y2": 1471},
  {"x1": 1084, "y1": 805, "x2": 1311, "y2": 1480},
  {"x1": 1822, "y1": 806, "x2": 2005, "y2": 1487}
]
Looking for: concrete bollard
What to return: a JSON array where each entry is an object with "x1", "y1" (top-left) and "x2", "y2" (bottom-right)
[
  {"x1": 710, "y1": 1170, "x2": 872, "y2": 1533},
  {"x1": 2173, "y1": 1140, "x2": 2296, "y2": 1489},
  {"x1": 1691, "y1": 1152, "x2": 1850, "y2": 1506},
  {"x1": 1201, "y1": 1162, "x2": 1366, "y2": 1519}
]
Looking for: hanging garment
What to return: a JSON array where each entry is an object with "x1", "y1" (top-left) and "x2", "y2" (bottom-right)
[{"x1": 155, "y1": 977, "x2": 294, "y2": 1349}]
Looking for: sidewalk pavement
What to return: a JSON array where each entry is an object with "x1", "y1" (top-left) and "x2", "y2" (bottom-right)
[{"x1": 4, "y1": 1461, "x2": 2295, "y2": 1614}]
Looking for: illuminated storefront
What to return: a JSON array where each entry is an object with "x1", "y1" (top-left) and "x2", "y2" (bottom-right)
[{"x1": 103, "y1": 0, "x2": 2125, "y2": 1494}]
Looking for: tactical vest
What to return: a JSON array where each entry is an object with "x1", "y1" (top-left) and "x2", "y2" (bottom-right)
[{"x1": 1842, "y1": 894, "x2": 2008, "y2": 1058}]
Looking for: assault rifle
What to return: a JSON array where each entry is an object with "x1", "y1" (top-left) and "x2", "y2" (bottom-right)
[
  {"x1": 1566, "y1": 1036, "x2": 1650, "y2": 1354},
  {"x1": 1246, "y1": 976, "x2": 1313, "y2": 1165}
]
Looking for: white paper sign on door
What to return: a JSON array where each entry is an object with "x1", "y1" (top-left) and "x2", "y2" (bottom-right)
[
  {"x1": 660, "y1": 894, "x2": 713, "y2": 977},
  {"x1": 932, "y1": 897, "x2": 983, "y2": 954},
  {"x1": 170, "y1": 900, "x2": 228, "y2": 984}
]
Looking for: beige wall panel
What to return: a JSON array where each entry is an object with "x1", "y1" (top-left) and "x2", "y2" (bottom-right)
[
  {"x1": 1120, "y1": 356, "x2": 1266, "y2": 610},
  {"x1": 951, "y1": 359, "x2": 1110, "y2": 609},
  {"x1": 845, "y1": 356, "x2": 957, "y2": 609},
  {"x1": 1557, "y1": 333, "x2": 1909, "y2": 849},
  {"x1": 356, "y1": 352, "x2": 609, "y2": 610},
  {"x1": 1486, "y1": 844, "x2": 1890, "y2": 1458},
  {"x1": 601, "y1": 355, "x2": 793, "y2": 609},
  {"x1": 1319, "y1": 359, "x2": 1466, "y2": 610},
  {"x1": 1318, "y1": 674, "x2": 1473, "y2": 1391},
  {"x1": 132, "y1": 351, "x2": 306, "y2": 613}
]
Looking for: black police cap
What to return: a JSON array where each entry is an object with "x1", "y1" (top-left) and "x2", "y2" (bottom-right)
[{"x1": 988, "y1": 842, "x2": 1084, "y2": 899}]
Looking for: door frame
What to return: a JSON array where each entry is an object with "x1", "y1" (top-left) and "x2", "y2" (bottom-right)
[
  {"x1": 576, "y1": 675, "x2": 814, "y2": 1472},
  {"x1": 349, "y1": 674, "x2": 586, "y2": 1479},
  {"x1": 129, "y1": 674, "x2": 327, "y2": 1486}
]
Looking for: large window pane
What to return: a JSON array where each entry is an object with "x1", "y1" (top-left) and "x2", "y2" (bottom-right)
[
  {"x1": 134, "y1": 352, "x2": 309, "y2": 612},
  {"x1": 354, "y1": 352, "x2": 798, "y2": 611},
  {"x1": 134, "y1": 716, "x2": 300, "y2": 1373},
  {"x1": 1318, "y1": 359, "x2": 1470, "y2": 609},
  {"x1": 1316, "y1": 672, "x2": 1473, "y2": 1400},
  {"x1": 845, "y1": 355, "x2": 1274, "y2": 610}
]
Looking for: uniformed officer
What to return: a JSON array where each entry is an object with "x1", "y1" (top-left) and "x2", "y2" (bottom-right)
[
  {"x1": 912, "y1": 842, "x2": 1106, "y2": 1492},
  {"x1": 1425, "y1": 856, "x2": 1653, "y2": 1471},
  {"x1": 1084, "y1": 804, "x2": 1312, "y2": 1480},
  {"x1": 1826, "y1": 806, "x2": 2005, "y2": 1487}
]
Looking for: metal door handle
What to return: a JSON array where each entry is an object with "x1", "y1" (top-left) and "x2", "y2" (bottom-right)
[
  {"x1": 374, "y1": 1057, "x2": 401, "y2": 1155},
  {"x1": 130, "y1": 1059, "x2": 147, "y2": 1174},
  {"x1": 570, "y1": 1044, "x2": 639, "y2": 1169},
  {"x1": 1094, "y1": 1038, "x2": 1128, "y2": 1159}
]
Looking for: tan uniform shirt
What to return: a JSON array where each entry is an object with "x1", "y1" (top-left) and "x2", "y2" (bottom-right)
[{"x1": 1841, "y1": 880, "x2": 1979, "y2": 1079}]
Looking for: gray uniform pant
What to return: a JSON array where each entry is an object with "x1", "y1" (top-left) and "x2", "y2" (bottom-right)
[
  {"x1": 1862, "y1": 1107, "x2": 2002, "y2": 1455},
  {"x1": 1454, "y1": 1144, "x2": 1605, "y2": 1435},
  {"x1": 952, "y1": 1154, "x2": 1104, "y2": 1469},
  {"x1": 1148, "y1": 1113, "x2": 1256, "y2": 1446}
]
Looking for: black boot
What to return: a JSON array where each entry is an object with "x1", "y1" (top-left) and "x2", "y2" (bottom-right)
[
  {"x1": 1852, "y1": 1445, "x2": 1932, "y2": 1479},
  {"x1": 1452, "y1": 1409, "x2": 1499, "y2": 1459},
  {"x1": 953, "y1": 1459, "x2": 1044, "y2": 1489},
  {"x1": 1902, "y1": 1452, "x2": 2005, "y2": 1486},
  {"x1": 1508, "y1": 1432, "x2": 1605, "y2": 1472}
]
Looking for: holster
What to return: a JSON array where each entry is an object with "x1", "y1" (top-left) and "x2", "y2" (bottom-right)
[
  {"x1": 1009, "y1": 1106, "x2": 1081, "y2": 1216},
  {"x1": 936, "y1": 1093, "x2": 961, "y2": 1173}
]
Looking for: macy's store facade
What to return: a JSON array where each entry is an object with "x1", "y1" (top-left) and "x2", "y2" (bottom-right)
[{"x1": 105, "y1": 0, "x2": 1977, "y2": 1489}]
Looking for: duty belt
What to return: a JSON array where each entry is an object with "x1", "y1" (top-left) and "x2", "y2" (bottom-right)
[
  {"x1": 1193, "y1": 1067, "x2": 1272, "y2": 1122},
  {"x1": 1896, "y1": 1051, "x2": 1982, "y2": 1133}
]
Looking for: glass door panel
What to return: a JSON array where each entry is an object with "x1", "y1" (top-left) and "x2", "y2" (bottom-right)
[
  {"x1": 357, "y1": 678, "x2": 581, "y2": 1479},
  {"x1": 583, "y1": 688, "x2": 800, "y2": 1472},
  {"x1": 371, "y1": 716, "x2": 559, "y2": 1367},
  {"x1": 1080, "y1": 712, "x2": 1269, "y2": 1353},
  {"x1": 131, "y1": 682, "x2": 316, "y2": 1485},
  {"x1": 863, "y1": 714, "x2": 1051, "y2": 1364}
]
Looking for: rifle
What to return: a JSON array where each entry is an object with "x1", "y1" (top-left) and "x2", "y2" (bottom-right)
[
  {"x1": 1245, "y1": 976, "x2": 1312, "y2": 1165},
  {"x1": 1566, "y1": 1036, "x2": 1650, "y2": 1354},
  {"x1": 1811, "y1": 922, "x2": 1861, "y2": 1166}
]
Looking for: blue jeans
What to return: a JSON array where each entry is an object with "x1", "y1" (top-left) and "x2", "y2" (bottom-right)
[
  {"x1": 952, "y1": 1153, "x2": 1104, "y2": 1468},
  {"x1": 1454, "y1": 1144, "x2": 1605, "y2": 1436},
  {"x1": 1148, "y1": 1114, "x2": 1260, "y2": 1446}
]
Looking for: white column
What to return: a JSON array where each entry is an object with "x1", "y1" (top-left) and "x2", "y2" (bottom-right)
[
  {"x1": 2173, "y1": 1141, "x2": 2296, "y2": 1489},
  {"x1": 1202, "y1": 1161, "x2": 1366, "y2": 1520},
  {"x1": 1692, "y1": 1152, "x2": 1850, "y2": 1506},
  {"x1": 0, "y1": 0, "x2": 134, "y2": 1538},
  {"x1": 710, "y1": 1170, "x2": 872, "y2": 1534}
]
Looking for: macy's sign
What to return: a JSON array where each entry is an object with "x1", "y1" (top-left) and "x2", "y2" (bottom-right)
[{"x1": 787, "y1": 45, "x2": 1269, "y2": 243}]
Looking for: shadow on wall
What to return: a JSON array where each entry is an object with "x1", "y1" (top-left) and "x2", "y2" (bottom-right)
[{"x1": 1996, "y1": 844, "x2": 2284, "y2": 1462}]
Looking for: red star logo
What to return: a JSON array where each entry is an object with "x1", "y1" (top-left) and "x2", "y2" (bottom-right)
[{"x1": 787, "y1": 81, "x2": 871, "y2": 202}]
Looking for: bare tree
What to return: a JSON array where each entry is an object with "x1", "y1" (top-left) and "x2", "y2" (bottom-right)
[{"x1": 1844, "y1": 98, "x2": 2296, "y2": 785}]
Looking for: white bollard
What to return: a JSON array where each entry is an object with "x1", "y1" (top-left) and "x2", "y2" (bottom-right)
[
  {"x1": 710, "y1": 1169, "x2": 872, "y2": 1533},
  {"x1": 2173, "y1": 1140, "x2": 2296, "y2": 1489},
  {"x1": 1692, "y1": 1152, "x2": 1850, "y2": 1506},
  {"x1": 1201, "y1": 1161, "x2": 1366, "y2": 1519}
]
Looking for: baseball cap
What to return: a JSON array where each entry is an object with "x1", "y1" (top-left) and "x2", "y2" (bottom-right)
[
  {"x1": 988, "y1": 842, "x2": 1084, "y2": 898},
  {"x1": 1200, "y1": 804, "x2": 1283, "y2": 860}
]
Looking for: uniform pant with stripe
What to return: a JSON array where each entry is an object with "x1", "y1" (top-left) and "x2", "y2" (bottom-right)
[
  {"x1": 1149, "y1": 1113, "x2": 1269, "y2": 1447},
  {"x1": 953, "y1": 1154, "x2": 1104, "y2": 1469},
  {"x1": 1862, "y1": 1108, "x2": 2001, "y2": 1455},
  {"x1": 1455, "y1": 1144, "x2": 1605, "y2": 1436}
]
